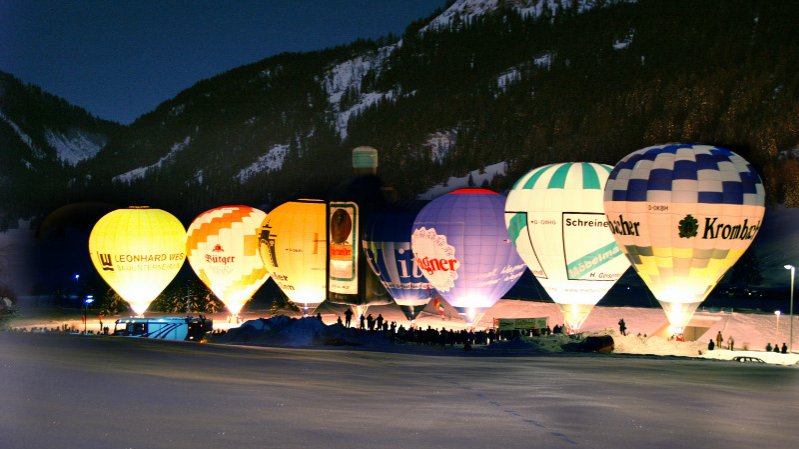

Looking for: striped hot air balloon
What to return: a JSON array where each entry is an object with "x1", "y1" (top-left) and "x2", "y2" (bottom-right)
[
  {"x1": 259, "y1": 199, "x2": 327, "y2": 316},
  {"x1": 603, "y1": 144, "x2": 766, "y2": 333},
  {"x1": 89, "y1": 206, "x2": 186, "y2": 316},
  {"x1": 505, "y1": 162, "x2": 630, "y2": 332},
  {"x1": 412, "y1": 189, "x2": 526, "y2": 326},
  {"x1": 186, "y1": 205, "x2": 269, "y2": 320}
]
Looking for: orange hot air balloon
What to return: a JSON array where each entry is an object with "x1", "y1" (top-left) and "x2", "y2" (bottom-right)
[
  {"x1": 89, "y1": 206, "x2": 186, "y2": 316},
  {"x1": 186, "y1": 205, "x2": 269, "y2": 321},
  {"x1": 259, "y1": 199, "x2": 327, "y2": 315}
]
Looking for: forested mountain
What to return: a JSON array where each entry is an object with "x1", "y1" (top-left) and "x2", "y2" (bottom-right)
[{"x1": 2, "y1": 0, "x2": 799, "y2": 226}]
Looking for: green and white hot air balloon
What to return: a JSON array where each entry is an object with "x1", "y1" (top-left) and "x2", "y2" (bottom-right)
[{"x1": 505, "y1": 162, "x2": 630, "y2": 332}]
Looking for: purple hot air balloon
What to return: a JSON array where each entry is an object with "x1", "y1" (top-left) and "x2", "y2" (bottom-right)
[
  {"x1": 411, "y1": 189, "x2": 527, "y2": 326},
  {"x1": 363, "y1": 206, "x2": 436, "y2": 322}
]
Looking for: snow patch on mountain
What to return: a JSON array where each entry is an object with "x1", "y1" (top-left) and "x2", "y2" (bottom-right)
[
  {"x1": 426, "y1": 129, "x2": 458, "y2": 163},
  {"x1": 613, "y1": 30, "x2": 635, "y2": 50},
  {"x1": 237, "y1": 144, "x2": 289, "y2": 182},
  {"x1": 44, "y1": 129, "x2": 106, "y2": 165},
  {"x1": 422, "y1": 0, "x2": 615, "y2": 32},
  {"x1": 497, "y1": 68, "x2": 521, "y2": 91},
  {"x1": 322, "y1": 45, "x2": 397, "y2": 139},
  {"x1": 0, "y1": 111, "x2": 46, "y2": 160},
  {"x1": 417, "y1": 161, "x2": 507, "y2": 200},
  {"x1": 534, "y1": 52, "x2": 553, "y2": 68},
  {"x1": 113, "y1": 136, "x2": 191, "y2": 184}
]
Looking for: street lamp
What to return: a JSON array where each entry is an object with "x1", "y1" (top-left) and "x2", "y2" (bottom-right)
[
  {"x1": 775, "y1": 310, "x2": 781, "y2": 343},
  {"x1": 785, "y1": 264, "x2": 795, "y2": 353},
  {"x1": 83, "y1": 295, "x2": 94, "y2": 334}
]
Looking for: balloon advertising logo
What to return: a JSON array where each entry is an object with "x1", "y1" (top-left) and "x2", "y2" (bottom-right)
[
  {"x1": 410, "y1": 227, "x2": 459, "y2": 292},
  {"x1": 186, "y1": 205, "x2": 269, "y2": 320},
  {"x1": 603, "y1": 143, "x2": 766, "y2": 333},
  {"x1": 506, "y1": 162, "x2": 630, "y2": 332},
  {"x1": 363, "y1": 208, "x2": 437, "y2": 321},
  {"x1": 89, "y1": 206, "x2": 186, "y2": 316}
]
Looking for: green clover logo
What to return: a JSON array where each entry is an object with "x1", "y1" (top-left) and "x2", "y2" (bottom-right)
[{"x1": 678, "y1": 214, "x2": 698, "y2": 238}]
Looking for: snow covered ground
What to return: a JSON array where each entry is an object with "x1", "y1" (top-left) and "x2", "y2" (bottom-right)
[
  {"x1": 1, "y1": 331, "x2": 796, "y2": 449},
  {"x1": 13, "y1": 298, "x2": 798, "y2": 366}
]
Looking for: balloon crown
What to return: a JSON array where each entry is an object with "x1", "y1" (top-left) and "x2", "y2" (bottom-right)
[{"x1": 450, "y1": 188, "x2": 496, "y2": 195}]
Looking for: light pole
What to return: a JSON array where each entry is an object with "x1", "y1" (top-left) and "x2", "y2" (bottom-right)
[
  {"x1": 775, "y1": 310, "x2": 781, "y2": 343},
  {"x1": 785, "y1": 264, "x2": 795, "y2": 353}
]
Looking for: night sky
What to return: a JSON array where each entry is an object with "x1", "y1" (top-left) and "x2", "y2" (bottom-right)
[{"x1": 0, "y1": 0, "x2": 445, "y2": 124}]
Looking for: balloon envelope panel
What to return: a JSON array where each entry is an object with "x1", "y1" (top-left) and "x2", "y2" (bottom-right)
[
  {"x1": 89, "y1": 207, "x2": 186, "y2": 316},
  {"x1": 364, "y1": 210, "x2": 435, "y2": 320},
  {"x1": 186, "y1": 205, "x2": 269, "y2": 317},
  {"x1": 603, "y1": 143, "x2": 766, "y2": 328},
  {"x1": 259, "y1": 200, "x2": 327, "y2": 312},
  {"x1": 506, "y1": 162, "x2": 630, "y2": 330},
  {"x1": 412, "y1": 189, "x2": 526, "y2": 322}
]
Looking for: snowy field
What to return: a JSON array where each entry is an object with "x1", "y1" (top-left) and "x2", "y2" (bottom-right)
[
  {"x1": 13, "y1": 299, "x2": 798, "y2": 365},
  {"x1": 0, "y1": 331, "x2": 797, "y2": 449}
]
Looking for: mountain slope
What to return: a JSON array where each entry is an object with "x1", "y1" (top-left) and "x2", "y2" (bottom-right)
[
  {"x1": 0, "y1": 71, "x2": 122, "y2": 226},
  {"x1": 3, "y1": 0, "x2": 799, "y2": 224}
]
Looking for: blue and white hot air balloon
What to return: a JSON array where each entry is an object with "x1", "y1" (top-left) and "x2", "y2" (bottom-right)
[
  {"x1": 505, "y1": 162, "x2": 630, "y2": 332},
  {"x1": 363, "y1": 206, "x2": 436, "y2": 322},
  {"x1": 603, "y1": 144, "x2": 766, "y2": 334},
  {"x1": 411, "y1": 189, "x2": 527, "y2": 326}
]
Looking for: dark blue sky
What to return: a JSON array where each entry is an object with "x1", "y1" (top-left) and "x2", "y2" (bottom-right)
[{"x1": 0, "y1": 0, "x2": 445, "y2": 124}]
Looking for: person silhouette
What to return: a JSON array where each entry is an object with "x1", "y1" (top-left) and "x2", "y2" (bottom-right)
[{"x1": 344, "y1": 308, "x2": 353, "y2": 327}]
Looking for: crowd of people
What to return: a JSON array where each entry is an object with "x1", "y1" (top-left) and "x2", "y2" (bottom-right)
[{"x1": 330, "y1": 312, "x2": 569, "y2": 349}]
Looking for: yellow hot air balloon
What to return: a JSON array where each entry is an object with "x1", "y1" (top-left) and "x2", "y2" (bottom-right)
[
  {"x1": 186, "y1": 205, "x2": 269, "y2": 321},
  {"x1": 89, "y1": 206, "x2": 186, "y2": 316},
  {"x1": 259, "y1": 199, "x2": 327, "y2": 315},
  {"x1": 604, "y1": 144, "x2": 766, "y2": 334}
]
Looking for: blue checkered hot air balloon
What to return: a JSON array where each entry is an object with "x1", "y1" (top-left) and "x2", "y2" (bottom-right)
[
  {"x1": 363, "y1": 205, "x2": 436, "y2": 322},
  {"x1": 411, "y1": 189, "x2": 527, "y2": 326},
  {"x1": 603, "y1": 143, "x2": 766, "y2": 333}
]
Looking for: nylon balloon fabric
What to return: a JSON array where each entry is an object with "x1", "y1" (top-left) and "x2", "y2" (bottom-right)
[
  {"x1": 186, "y1": 205, "x2": 269, "y2": 318},
  {"x1": 603, "y1": 143, "x2": 766, "y2": 330},
  {"x1": 506, "y1": 162, "x2": 630, "y2": 331},
  {"x1": 412, "y1": 189, "x2": 526, "y2": 325}
]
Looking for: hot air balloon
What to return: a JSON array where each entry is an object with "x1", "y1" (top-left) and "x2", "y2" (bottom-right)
[
  {"x1": 603, "y1": 143, "x2": 766, "y2": 334},
  {"x1": 89, "y1": 206, "x2": 186, "y2": 316},
  {"x1": 505, "y1": 162, "x2": 631, "y2": 332},
  {"x1": 364, "y1": 206, "x2": 436, "y2": 322},
  {"x1": 412, "y1": 189, "x2": 526, "y2": 326},
  {"x1": 186, "y1": 205, "x2": 269, "y2": 321},
  {"x1": 258, "y1": 199, "x2": 327, "y2": 316}
]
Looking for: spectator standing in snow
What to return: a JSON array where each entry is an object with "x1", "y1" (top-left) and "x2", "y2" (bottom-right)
[
  {"x1": 727, "y1": 335, "x2": 734, "y2": 351},
  {"x1": 344, "y1": 308, "x2": 353, "y2": 328},
  {"x1": 366, "y1": 313, "x2": 375, "y2": 331},
  {"x1": 359, "y1": 314, "x2": 365, "y2": 329},
  {"x1": 618, "y1": 318, "x2": 627, "y2": 336},
  {"x1": 376, "y1": 314, "x2": 384, "y2": 330},
  {"x1": 715, "y1": 331, "x2": 723, "y2": 350},
  {"x1": 708, "y1": 339, "x2": 715, "y2": 350}
]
